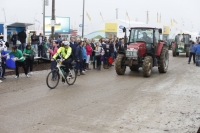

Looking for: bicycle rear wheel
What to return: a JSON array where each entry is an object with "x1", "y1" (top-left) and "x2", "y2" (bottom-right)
[
  {"x1": 66, "y1": 68, "x2": 77, "y2": 85},
  {"x1": 46, "y1": 70, "x2": 60, "y2": 89}
]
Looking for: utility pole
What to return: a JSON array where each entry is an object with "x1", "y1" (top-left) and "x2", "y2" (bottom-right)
[
  {"x1": 116, "y1": 8, "x2": 118, "y2": 19},
  {"x1": 51, "y1": 0, "x2": 55, "y2": 40},
  {"x1": 82, "y1": 0, "x2": 85, "y2": 38},
  {"x1": 43, "y1": 0, "x2": 45, "y2": 36}
]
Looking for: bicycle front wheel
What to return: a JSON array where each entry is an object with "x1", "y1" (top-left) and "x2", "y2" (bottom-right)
[
  {"x1": 46, "y1": 70, "x2": 60, "y2": 89},
  {"x1": 66, "y1": 69, "x2": 77, "y2": 85}
]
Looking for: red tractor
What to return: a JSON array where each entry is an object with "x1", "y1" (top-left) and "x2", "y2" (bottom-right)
[{"x1": 115, "y1": 26, "x2": 169, "y2": 77}]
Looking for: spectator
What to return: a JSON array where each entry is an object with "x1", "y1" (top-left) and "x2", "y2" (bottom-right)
[
  {"x1": 11, "y1": 31, "x2": 18, "y2": 46},
  {"x1": 18, "y1": 29, "x2": 27, "y2": 51},
  {"x1": 38, "y1": 33, "x2": 44, "y2": 57},
  {"x1": 0, "y1": 47, "x2": 7, "y2": 81},
  {"x1": 57, "y1": 35, "x2": 62, "y2": 44},
  {"x1": 90, "y1": 39, "x2": 96, "y2": 69},
  {"x1": 117, "y1": 39, "x2": 125, "y2": 52},
  {"x1": 3, "y1": 46, "x2": 29, "y2": 78},
  {"x1": 109, "y1": 39, "x2": 114, "y2": 66},
  {"x1": 188, "y1": 41, "x2": 196, "y2": 64},
  {"x1": 31, "y1": 31, "x2": 39, "y2": 57},
  {"x1": 103, "y1": 41, "x2": 109, "y2": 69},
  {"x1": 94, "y1": 42, "x2": 102, "y2": 70},
  {"x1": 70, "y1": 37, "x2": 78, "y2": 60},
  {"x1": 43, "y1": 37, "x2": 48, "y2": 58},
  {"x1": 195, "y1": 41, "x2": 200, "y2": 66},
  {"x1": 23, "y1": 44, "x2": 35, "y2": 75},
  {"x1": 82, "y1": 42, "x2": 87, "y2": 73},
  {"x1": 86, "y1": 41, "x2": 92, "y2": 70},
  {"x1": 75, "y1": 41, "x2": 85, "y2": 76}
]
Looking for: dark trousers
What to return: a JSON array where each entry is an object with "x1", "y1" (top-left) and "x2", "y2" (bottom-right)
[
  {"x1": 0, "y1": 62, "x2": 6, "y2": 78},
  {"x1": 50, "y1": 60, "x2": 57, "y2": 79},
  {"x1": 76, "y1": 61, "x2": 83, "y2": 72},
  {"x1": 82, "y1": 59, "x2": 86, "y2": 70},
  {"x1": 26, "y1": 58, "x2": 33, "y2": 72},
  {"x1": 38, "y1": 45, "x2": 44, "y2": 57},
  {"x1": 96, "y1": 55, "x2": 101, "y2": 67},
  {"x1": 188, "y1": 52, "x2": 195, "y2": 63},
  {"x1": 62, "y1": 58, "x2": 72, "y2": 73},
  {"x1": 15, "y1": 61, "x2": 27, "y2": 76}
]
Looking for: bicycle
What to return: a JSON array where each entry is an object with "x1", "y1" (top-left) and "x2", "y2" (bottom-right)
[{"x1": 46, "y1": 58, "x2": 77, "y2": 89}]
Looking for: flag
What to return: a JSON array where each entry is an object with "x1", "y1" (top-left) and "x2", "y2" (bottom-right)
[
  {"x1": 126, "y1": 11, "x2": 130, "y2": 22},
  {"x1": 100, "y1": 12, "x2": 104, "y2": 21},
  {"x1": 86, "y1": 12, "x2": 91, "y2": 21},
  {"x1": 157, "y1": 12, "x2": 159, "y2": 23},
  {"x1": 171, "y1": 19, "x2": 173, "y2": 27},
  {"x1": 159, "y1": 14, "x2": 161, "y2": 23},
  {"x1": 147, "y1": 11, "x2": 149, "y2": 23},
  {"x1": 173, "y1": 19, "x2": 178, "y2": 24}
]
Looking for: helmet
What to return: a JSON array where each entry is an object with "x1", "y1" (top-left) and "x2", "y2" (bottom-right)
[{"x1": 63, "y1": 41, "x2": 70, "y2": 46}]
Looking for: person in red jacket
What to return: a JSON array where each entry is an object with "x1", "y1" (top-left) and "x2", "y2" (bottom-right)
[{"x1": 85, "y1": 41, "x2": 92, "y2": 70}]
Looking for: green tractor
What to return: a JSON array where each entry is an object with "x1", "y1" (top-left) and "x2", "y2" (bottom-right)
[{"x1": 172, "y1": 33, "x2": 191, "y2": 57}]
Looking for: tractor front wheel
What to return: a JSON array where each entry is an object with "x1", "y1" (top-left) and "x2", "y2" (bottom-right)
[
  {"x1": 115, "y1": 54, "x2": 126, "y2": 75},
  {"x1": 142, "y1": 56, "x2": 153, "y2": 77},
  {"x1": 158, "y1": 47, "x2": 169, "y2": 73},
  {"x1": 186, "y1": 47, "x2": 190, "y2": 57},
  {"x1": 172, "y1": 47, "x2": 176, "y2": 57}
]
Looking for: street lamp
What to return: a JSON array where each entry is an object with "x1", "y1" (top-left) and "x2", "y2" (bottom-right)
[{"x1": 82, "y1": 0, "x2": 85, "y2": 38}]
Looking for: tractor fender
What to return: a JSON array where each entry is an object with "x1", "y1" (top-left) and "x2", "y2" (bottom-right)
[{"x1": 156, "y1": 42, "x2": 165, "y2": 56}]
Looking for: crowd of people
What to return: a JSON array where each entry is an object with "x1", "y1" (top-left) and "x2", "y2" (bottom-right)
[{"x1": 0, "y1": 31, "x2": 125, "y2": 83}]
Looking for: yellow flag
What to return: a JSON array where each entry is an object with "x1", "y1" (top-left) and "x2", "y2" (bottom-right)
[
  {"x1": 86, "y1": 12, "x2": 91, "y2": 21},
  {"x1": 126, "y1": 12, "x2": 130, "y2": 22},
  {"x1": 173, "y1": 19, "x2": 178, "y2": 24},
  {"x1": 100, "y1": 12, "x2": 104, "y2": 21}
]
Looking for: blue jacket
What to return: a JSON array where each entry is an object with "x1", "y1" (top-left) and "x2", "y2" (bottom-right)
[
  {"x1": 1, "y1": 50, "x2": 7, "y2": 63},
  {"x1": 83, "y1": 46, "x2": 87, "y2": 60},
  {"x1": 195, "y1": 44, "x2": 200, "y2": 55},
  {"x1": 75, "y1": 45, "x2": 83, "y2": 62},
  {"x1": 70, "y1": 41, "x2": 78, "y2": 59},
  {"x1": 190, "y1": 44, "x2": 196, "y2": 53}
]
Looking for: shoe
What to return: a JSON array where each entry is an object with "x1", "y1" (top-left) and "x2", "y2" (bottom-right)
[
  {"x1": 82, "y1": 70, "x2": 85, "y2": 73},
  {"x1": 188, "y1": 62, "x2": 190, "y2": 64},
  {"x1": 30, "y1": 72, "x2": 33, "y2": 75},
  {"x1": 77, "y1": 71, "x2": 80, "y2": 76},
  {"x1": 0, "y1": 80, "x2": 2, "y2": 83},
  {"x1": 26, "y1": 75, "x2": 30, "y2": 78},
  {"x1": 80, "y1": 72, "x2": 85, "y2": 75},
  {"x1": 15, "y1": 76, "x2": 19, "y2": 79}
]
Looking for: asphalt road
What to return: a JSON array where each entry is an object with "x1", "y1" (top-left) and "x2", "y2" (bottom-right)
[{"x1": 0, "y1": 51, "x2": 200, "y2": 133}]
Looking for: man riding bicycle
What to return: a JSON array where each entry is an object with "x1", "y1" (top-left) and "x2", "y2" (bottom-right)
[{"x1": 53, "y1": 41, "x2": 73, "y2": 83}]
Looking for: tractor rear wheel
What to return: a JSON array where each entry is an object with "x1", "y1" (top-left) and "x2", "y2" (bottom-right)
[
  {"x1": 115, "y1": 54, "x2": 126, "y2": 75},
  {"x1": 142, "y1": 56, "x2": 153, "y2": 77},
  {"x1": 186, "y1": 47, "x2": 190, "y2": 57},
  {"x1": 158, "y1": 47, "x2": 169, "y2": 73},
  {"x1": 130, "y1": 65, "x2": 139, "y2": 71}
]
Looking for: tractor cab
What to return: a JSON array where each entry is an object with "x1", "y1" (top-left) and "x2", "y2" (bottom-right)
[{"x1": 127, "y1": 27, "x2": 162, "y2": 56}]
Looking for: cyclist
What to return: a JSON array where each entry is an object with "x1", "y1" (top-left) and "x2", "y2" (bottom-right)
[{"x1": 53, "y1": 41, "x2": 73, "y2": 83}]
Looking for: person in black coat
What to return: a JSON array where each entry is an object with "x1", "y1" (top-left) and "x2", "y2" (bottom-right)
[
  {"x1": 70, "y1": 37, "x2": 78, "y2": 60},
  {"x1": 117, "y1": 39, "x2": 125, "y2": 52},
  {"x1": 75, "y1": 41, "x2": 85, "y2": 76},
  {"x1": 18, "y1": 29, "x2": 27, "y2": 51}
]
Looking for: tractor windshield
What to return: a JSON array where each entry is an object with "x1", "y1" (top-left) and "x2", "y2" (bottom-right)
[
  {"x1": 176, "y1": 34, "x2": 190, "y2": 44},
  {"x1": 129, "y1": 28, "x2": 153, "y2": 44}
]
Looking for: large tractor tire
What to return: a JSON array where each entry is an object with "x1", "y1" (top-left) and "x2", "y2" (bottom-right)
[
  {"x1": 142, "y1": 56, "x2": 153, "y2": 77},
  {"x1": 158, "y1": 47, "x2": 169, "y2": 73},
  {"x1": 130, "y1": 65, "x2": 139, "y2": 71},
  {"x1": 172, "y1": 47, "x2": 176, "y2": 57},
  {"x1": 115, "y1": 54, "x2": 126, "y2": 75},
  {"x1": 186, "y1": 47, "x2": 190, "y2": 57}
]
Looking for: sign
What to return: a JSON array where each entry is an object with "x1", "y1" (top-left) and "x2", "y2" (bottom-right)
[
  {"x1": 45, "y1": 16, "x2": 70, "y2": 33},
  {"x1": 163, "y1": 26, "x2": 170, "y2": 35},
  {"x1": 105, "y1": 23, "x2": 117, "y2": 32}
]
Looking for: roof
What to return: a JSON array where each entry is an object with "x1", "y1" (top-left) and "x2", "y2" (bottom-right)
[
  {"x1": 130, "y1": 24, "x2": 162, "y2": 29},
  {"x1": 6, "y1": 22, "x2": 34, "y2": 27},
  {"x1": 130, "y1": 26, "x2": 161, "y2": 29}
]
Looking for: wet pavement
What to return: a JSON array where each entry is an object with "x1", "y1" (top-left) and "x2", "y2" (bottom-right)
[{"x1": 0, "y1": 51, "x2": 200, "y2": 133}]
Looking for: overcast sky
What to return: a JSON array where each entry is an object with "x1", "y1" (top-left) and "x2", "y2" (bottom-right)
[{"x1": 0, "y1": 0, "x2": 200, "y2": 32}]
